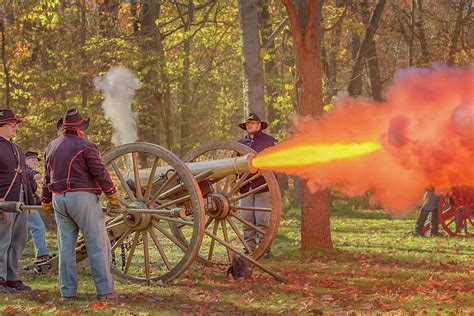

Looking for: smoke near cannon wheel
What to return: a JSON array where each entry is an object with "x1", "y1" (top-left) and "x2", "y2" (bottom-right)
[{"x1": 94, "y1": 66, "x2": 142, "y2": 146}]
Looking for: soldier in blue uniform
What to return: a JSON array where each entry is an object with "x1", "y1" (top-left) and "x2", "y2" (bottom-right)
[
  {"x1": 237, "y1": 113, "x2": 277, "y2": 259},
  {"x1": 25, "y1": 151, "x2": 52, "y2": 261},
  {"x1": 41, "y1": 109, "x2": 120, "y2": 301},
  {"x1": 0, "y1": 109, "x2": 32, "y2": 292}
]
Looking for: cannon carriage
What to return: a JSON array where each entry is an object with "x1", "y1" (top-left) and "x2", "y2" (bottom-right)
[
  {"x1": 422, "y1": 185, "x2": 474, "y2": 237},
  {"x1": 18, "y1": 141, "x2": 282, "y2": 283}
]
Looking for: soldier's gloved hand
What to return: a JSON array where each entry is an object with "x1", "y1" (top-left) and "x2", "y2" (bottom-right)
[
  {"x1": 105, "y1": 192, "x2": 121, "y2": 210},
  {"x1": 41, "y1": 202, "x2": 54, "y2": 214}
]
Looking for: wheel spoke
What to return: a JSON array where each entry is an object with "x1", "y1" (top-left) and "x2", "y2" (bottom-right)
[
  {"x1": 227, "y1": 172, "x2": 250, "y2": 197},
  {"x1": 151, "y1": 221, "x2": 187, "y2": 252},
  {"x1": 111, "y1": 227, "x2": 134, "y2": 251},
  {"x1": 152, "y1": 214, "x2": 193, "y2": 226},
  {"x1": 229, "y1": 183, "x2": 268, "y2": 203},
  {"x1": 111, "y1": 161, "x2": 136, "y2": 201},
  {"x1": 106, "y1": 220, "x2": 127, "y2": 231},
  {"x1": 223, "y1": 175, "x2": 235, "y2": 194},
  {"x1": 119, "y1": 198, "x2": 131, "y2": 207},
  {"x1": 228, "y1": 173, "x2": 262, "y2": 197},
  {"x1": 204, "y1": 216, "x2": 213, "y2": 230},
  {"x1": 441, "y1": 207, "x2": 456, "y2": 218},
  {"x1": 208, "y1": 219, "x2": 219, "y2": 261},
  {"x1": 124, "y1": 232, "x2": 141, "y2": 274},
  {"x1": 221, "y1": 219, "x2": 232, "y2": 262},
  {"x1": 142, "y1": 230, "x2": 151, "y2": 281},
  {"x1": 231, "y1": 213, "x2": 266, "y2": 235},
  {"x1": 231, "y1": 205, "x2": 272, "y2": 212},
  {"x1": 148, "y1": 172, "x2": 178, "y2": 207},
  {"x1": 226, "y1": 217, "x2": 252, "y2": 254},
  {"x1": 144, "y1": 157, "x2": 160, "y2": 201},
  {"x1": 155, "y1": 195, "x2": 191, "y2": 210},
  {"x1": 148, "y1": 227, "x2": 172, "y2": 271},
  {"x1": 132, "y1": 152, "x2": 143, "y2": 200},
  {"x1": 106, "y1": 215, "x2": 125, "y2": 227},
  {"x1": 445, "y1": 217, "x2": 456, "y2": 227}
]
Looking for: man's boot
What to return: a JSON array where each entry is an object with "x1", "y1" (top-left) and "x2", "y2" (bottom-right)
[
  {"x1": 430, "y1": 209, "x2": 444, "y2": 237},
  {"x1": 413, "y1": 209, "x2": 430, "y2": 237}
]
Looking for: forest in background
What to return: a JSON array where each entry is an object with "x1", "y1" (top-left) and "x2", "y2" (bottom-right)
[{"x1": 1, "y1": 0, "x2": 471, "y2": 155}]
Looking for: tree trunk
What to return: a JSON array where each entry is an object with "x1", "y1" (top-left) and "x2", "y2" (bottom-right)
[
  {"x1": 78, "y1": 0, "x2": 88, "y2": 108},
  {"x1": 180, "y1": 1, "x2": 194, "y2": 156},
  {"x1": 98, "y1": 0, "x2": 119, "y2": 35},
  {"x1": 415, "y1": 0, "x2": 430, "y2": 65},
  {"x1": 258, "y1": 0, "x2": 277, "y2": 129},
  {"x1": 360, "y1": 0, "x2": 383, "y2": 101},
  {"x1": 348, "y1": 0, "x2": 386, "y2": 98},
  {"x1": 408, "y1": 0, "x2": 415, "y2": 66},
  {"x1": 447, "y1": 0, "x2": 469, "y2": 65},
  {"x1": 140, "y1": 1, "x2": 173, "y2": 149},
  {"x1": 1, "y1": 19, "x2": 11, "y2": 107},
  {"x1": 238, "y1": 0, "x2": 266, "y2": 118},
  {"x1": 349, "y1": 2, "x2": 362, "y2": 96},
  {"x1": 130, "y1": 0, "x2": 139, "y2": 34},
  {"x1": 282, "y1": 0, "x2": 333, "y2": 250}
]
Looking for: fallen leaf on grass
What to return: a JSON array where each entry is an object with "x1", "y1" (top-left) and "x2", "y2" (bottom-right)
[
  {"x1": 89, "y1": 303, "x2": 106, "y2": 310},
  {"x1": 3, "y1": 306, "x2": 20, "y2": 313},
  {"x1": 321, "y1": 295, "x2": 334, "y2": 301},
  {"x1": 360, "y1": 302, "x2": 374, "y2": 310}
]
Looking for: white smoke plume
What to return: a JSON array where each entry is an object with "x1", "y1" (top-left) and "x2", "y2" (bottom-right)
[{"x1": 94, "y1": 66, "x2": 142, "y2": 146}]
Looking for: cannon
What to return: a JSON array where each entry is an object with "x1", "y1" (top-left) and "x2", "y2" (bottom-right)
[
  {"x1": 10, "y1": 141, "x2": 282, "y2": 282},
  {"x1": 422, "y1": 185, "x2": 474, "y2": 237}
]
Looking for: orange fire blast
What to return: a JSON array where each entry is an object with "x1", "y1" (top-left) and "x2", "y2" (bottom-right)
[
  {"x1": 252, "y1": 64, "x2": 473, "y2": 214},
  {"x1": 252, "y1": 142, "x2": 382, "y2": 169}
]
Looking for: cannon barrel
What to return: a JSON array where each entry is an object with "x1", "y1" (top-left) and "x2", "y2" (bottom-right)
[{"x1": 129, "y1": 153, "x2": 257, "y2": 185}]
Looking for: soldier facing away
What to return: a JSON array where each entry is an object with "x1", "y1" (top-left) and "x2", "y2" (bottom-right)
[{"x1": 41, "y1": 108, "x2": 120, "y2": 301}]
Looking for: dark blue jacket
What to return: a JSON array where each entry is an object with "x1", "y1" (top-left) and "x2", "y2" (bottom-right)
[
  {"x1": 41, "y1": 133, "x2": 116, "y2": 203},
  {"x1": 26, "y1": 168, "x2": 41, "y2": 205},
  {"x1": 237, "y1": 130, "x2": 277, "y2": 193},
  {"x1": 0, "y1": 136, "x2": 32, "y2": 203}
]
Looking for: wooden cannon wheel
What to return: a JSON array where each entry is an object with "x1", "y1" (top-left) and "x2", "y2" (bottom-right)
[
  {"x1": 102, "y1": 143, "x2": 205, "y2": 283},
  {"x1": 438, "y1": 185, "x2": 474, "y2": 237},
  {"x1": 171, "y1": 141, "x2": 282, "y2": 265}
]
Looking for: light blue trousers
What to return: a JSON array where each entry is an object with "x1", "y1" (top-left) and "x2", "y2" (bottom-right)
[
  {"x1": 0, "y1": 210, "x2": 28, "y2": 281},
  {"x1": 53, "y1": 191, "x2": 114, "y2": 297},
  {"x1": 240, "y1": 191, "x2": 271, "y2": 251},
  {"x1": 28, "y1": 210, "x2": 49, "y2": 258}
]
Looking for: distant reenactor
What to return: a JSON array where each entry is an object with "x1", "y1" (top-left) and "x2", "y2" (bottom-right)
[
  {"x1": 237, "y1": 113, "x2": 277, "y2": 259},
  {"x1": 413, "y1": 187, "x2": 443, "y2": 237},
  {"x1": 41, "y1": 108, "x2": 120, "y2": 301},
  {"x1": 25, "y1": 151, "x2": 52, "y2": 261},
  {"x1": 0, "y1": 109, "x2": 32, "y2": 292}
]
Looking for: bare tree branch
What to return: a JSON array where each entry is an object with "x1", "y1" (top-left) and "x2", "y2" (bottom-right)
[
  {"x1": 281, "y1": 0, "x2": 304, "y2": 49},
  {"x1": 262, "y1": 17, "x2": 289, "y2": 49}
]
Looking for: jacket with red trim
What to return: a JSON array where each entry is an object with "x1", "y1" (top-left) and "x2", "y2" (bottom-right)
[
  {"x1": 0, "y1": 136, "x2": 33, "y2": 203},
  {"x1": 41, "y1": 133, "x2": 116, "y2": 202}
]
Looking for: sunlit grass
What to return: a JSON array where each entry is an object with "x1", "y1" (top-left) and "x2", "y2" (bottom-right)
[{"x1": 2, "y1": 206, "x2": 472, "y2": 314}]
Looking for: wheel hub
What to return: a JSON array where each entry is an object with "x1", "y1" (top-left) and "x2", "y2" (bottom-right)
[
  {"x1": 206, "y1": 193, "x2": 230, "y2": 219},
  {"x1": 124, "y1": 201, "x2": 152, "y2": 231}
]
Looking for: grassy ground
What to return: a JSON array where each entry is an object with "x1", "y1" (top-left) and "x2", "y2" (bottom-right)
[{"x1": 1, "y1": 207, "x2": 472, "y2": 314}]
